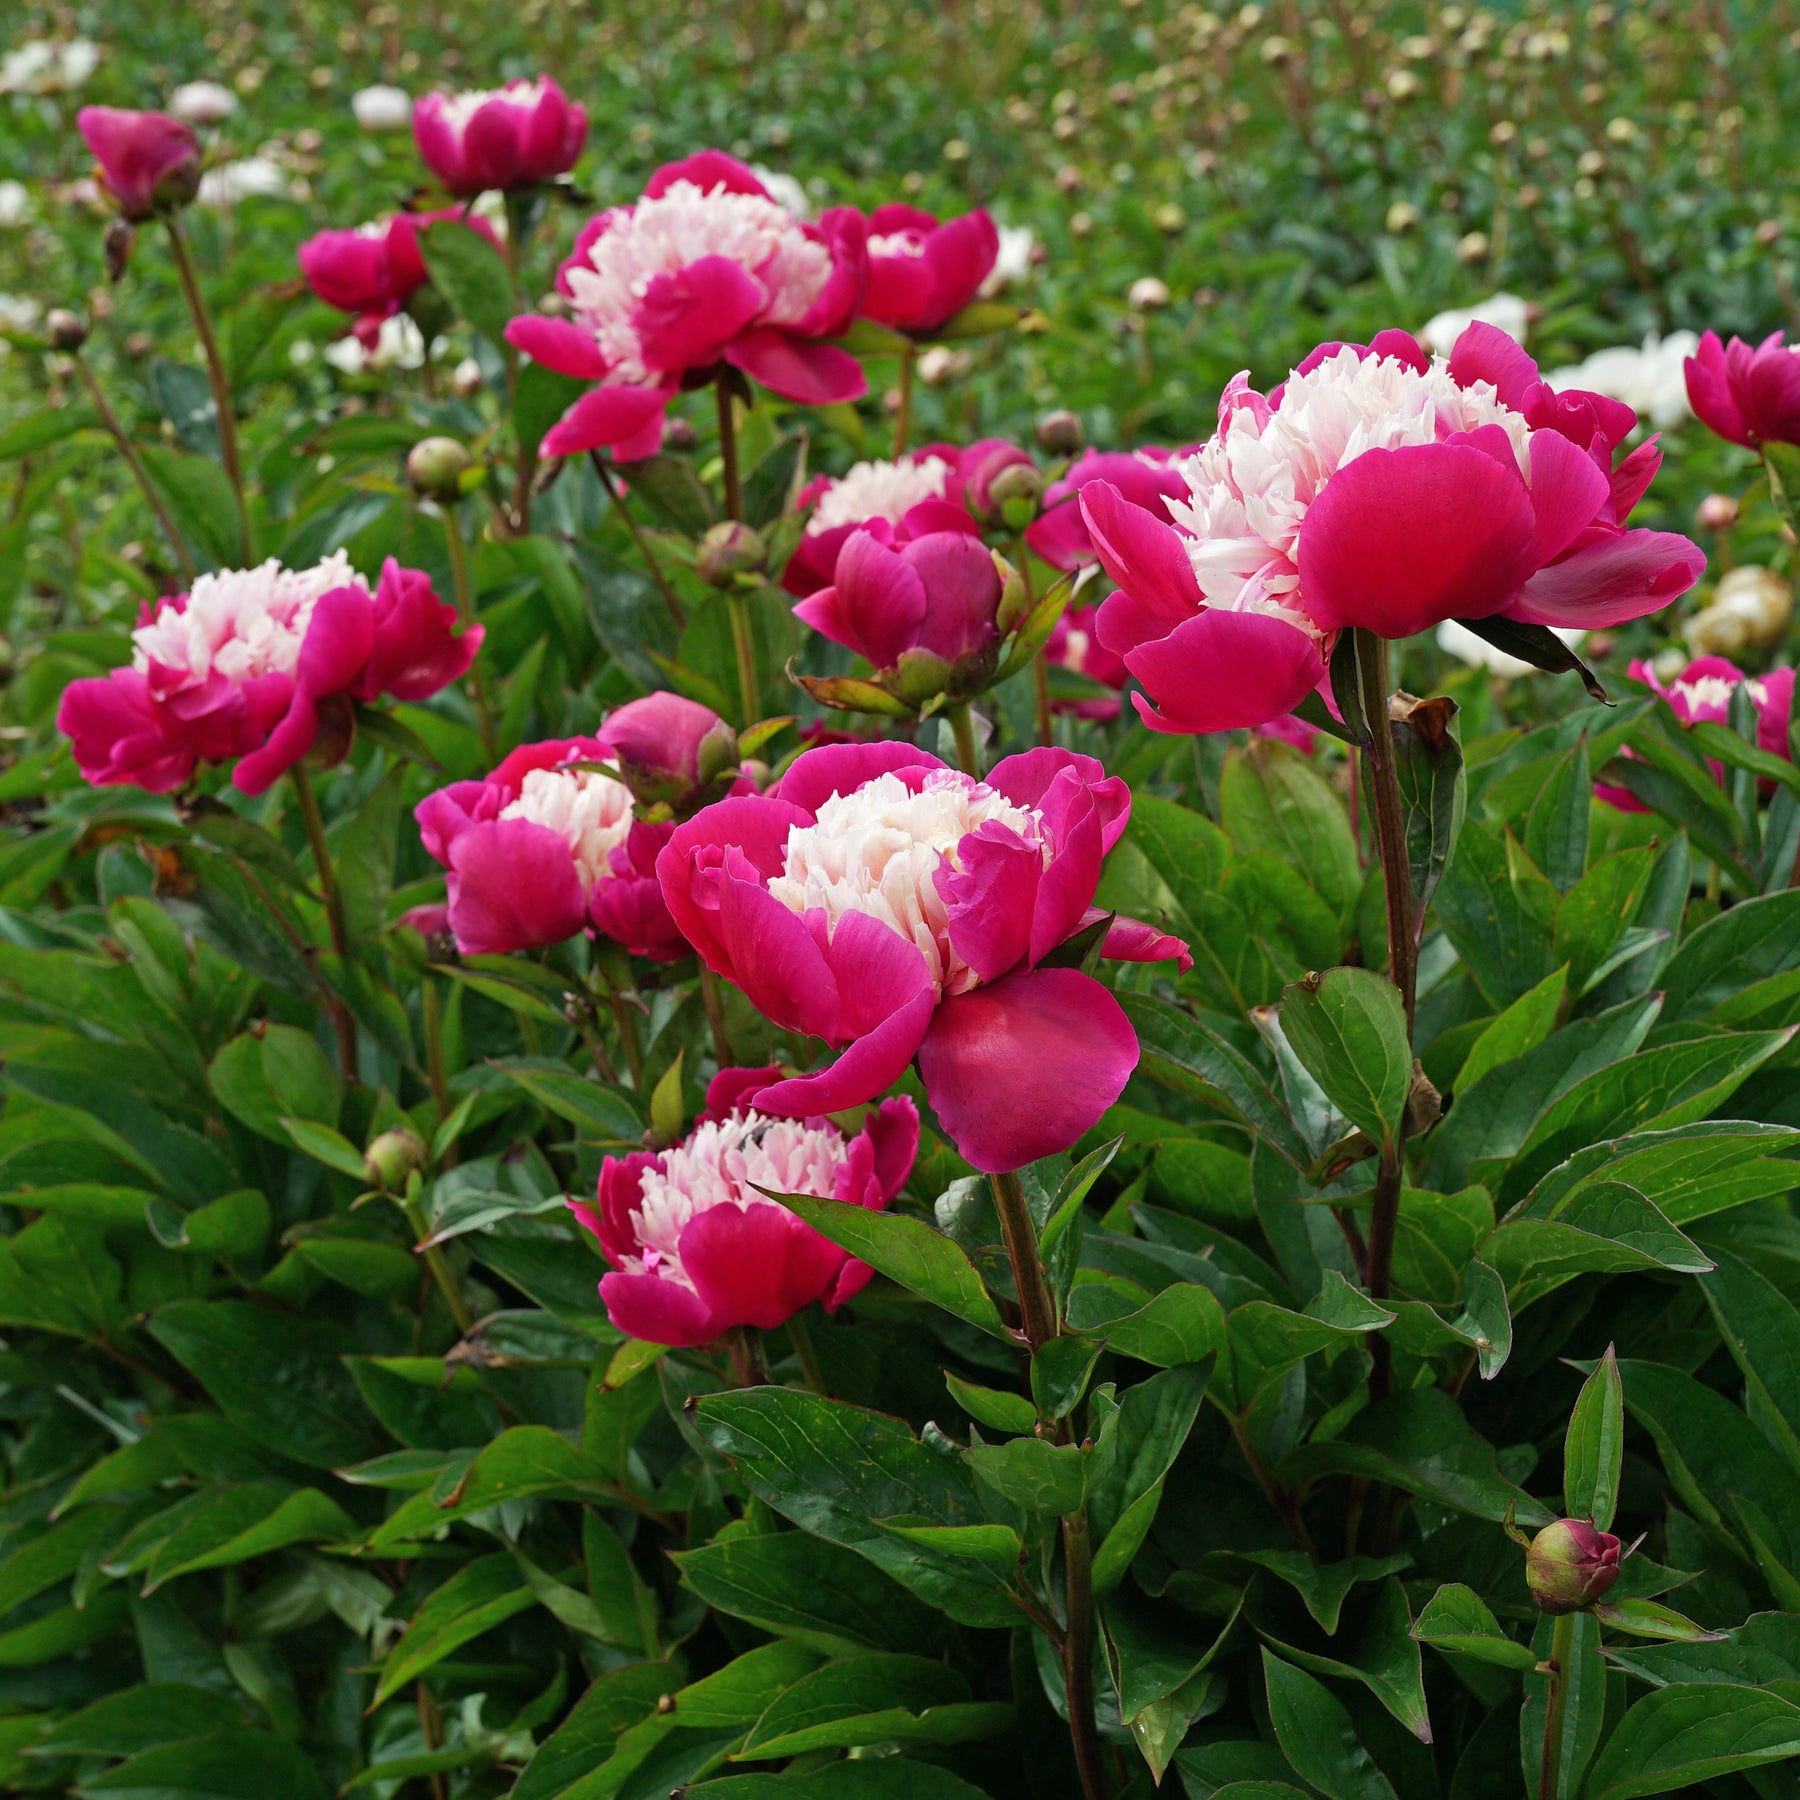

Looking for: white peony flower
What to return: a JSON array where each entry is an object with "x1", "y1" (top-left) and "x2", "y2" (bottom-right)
[
  {"x1": 0, "y1": 39, "x2": 98, "y2": 94},
  {"x1": 1543, "y1": 331, "x2": 1699, "y2": 431},
  {"x1": 170, "y1": 80, "x2": 238, "y2": 124},
  {"x1": 979, "y1": 223, "x2": 1037, "y2": 297},
  {"x1": 0, "y1": 181, "x2": 30, "y2": 228},
  {"x1": 1419, "y1": 292, "x2": 1531, "y2": 357},
  {"x1": 198, "y1": 156, "x2": 290, "y2": 208},
  {"x1": 750, "y1": 165, "x2": 810, "y2": 219},
  {"x1": 352, "y1": 84, "x2": 413, "y2": 132},
  {"x1": 1128, "y1": 276, "x2": 1171, "y2": 311}
]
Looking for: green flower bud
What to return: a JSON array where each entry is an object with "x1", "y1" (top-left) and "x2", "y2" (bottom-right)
[
  {"x1": 406, "y1": 436, "x2": 473, "y2": 504},
  {"x1": 1526, "y1": 1519, "x2": 1622, "y2": 1614},
  {"x1": 697, "y1": 521, "x2": 767, "y2": 587},
  {"x1": 364, "y1": 1127, "x2": 428, "y2": 1193}
]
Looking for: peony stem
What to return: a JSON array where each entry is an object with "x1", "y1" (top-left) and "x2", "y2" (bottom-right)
[
  {"x1": 1538, "y1": 1611, "x2": 1577, "y2": 1800},
  {"x1": 421, "y1": 976, "x2": 453, "y2": 1122},
  {"x1": 611, "y1": 989, "x2": 645, "y2": 1090},
  {"x1": 439, "y1": 504, "x2": 498, "y2": 761},
  {"x1": 893, "y1": 341, "x2": 916, "y2": 457},
  {"x1": 69, "y1": 352, "x2": 196, "y2": 583},
  {"x1": 945, "y1": 701, "x2": 981, "y2": 777},
  {"x1": 715, "y1": 381, "x2": 744, "y2": 521},
  {"x1": 163, "y1": 216, "x2": 249, "y2": 565},
  {"x1": 990, "y1": 1169, "x2": 1057, "y2": 1352},
  {"x1": 591, "y1": 453, "x2": 685, "y2": 627},
  {"x1": 784, "y1": 1309, "x2": 830, "y2": 1397},
  {"x1": 1017, "y1": 547, "x2": 1055, "y2": 747},
  {"x1": 401, "y1": 1187, "x2": 475, "y2": 1337},
  {"x1": 697, "y1": 963, "x2": 732, "y2": 1066},
  {"x1": 290, "y1": 762, "x2": 360, "y2": 1084},
  {"x1": 725, "y1": 591, "x2": 759, "y2": 730}
]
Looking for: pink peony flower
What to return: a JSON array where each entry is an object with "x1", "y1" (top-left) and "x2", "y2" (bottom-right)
[
  {"x1": 298, "y1": 210, "x2": 498, "y2": 349},
  {"x1": 656, "y1": 743, "x2": 1191, "y2": 1172},
  {"x1": 1079, "y1": 324, "x2": 1705, "y2": 734},
  {"x1": 1045, "y1": 603, "x2": 1130, "y2": 719},
  {"x1": 76, "y1": 107, "x2": 201, "y2": 220},
  {"x1": 1596, "y1": 654, "x2": 1796, "y2": 811},
  {"x1": 572, "y1": 1065, "x2": 919, "y2": 1346},
  {"x1": 506, "y1": 151, "x2": 866, "y2": 462},
  {"x1": 1025, "y1": 447, "x2": 1191, "y2": 572},
  {"x1": 782, "y1": 448, "x2": 977, "y2": 597},
  {"x1": 58, "y1": 553, "x2": 481, "y2": 797},
  {"x1": 859, "y1": 204, "x2": 999, "y2": 336},
  {"x1": 1684, "y1": 329, "x2": 1800, "y2": 450},
  {"x1": 412, "y1": 77, "x2": 586, "y2": 196}
]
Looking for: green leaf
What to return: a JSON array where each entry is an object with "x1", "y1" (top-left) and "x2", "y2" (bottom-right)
[
  {"x1": 1701, "y1": 1248, "x2": 1800, "y2": 1471},
  {"x1": 1454, "y1": 615, "x2": 1607, "y2": 696},
  {"x1": 1032, "y1": 1334, "x2": 1103, "y2": 1420},
  {"x1": 375, "y1": 1553, "x2": 534, "y2": 1704},
  {"x1": 209, "y1": 1026, "x2": 339, "y2": 1143},
  {"x1": 1564, "y1": 1343, "x2": 1625, "y2": 1528},
  {"x1": 494, "y1": 1059, "x2": 645, "y2": 1141},
  {"x1": 1434, "y1": 818, "x2": 1559, "y2": 1009},
  {"x1": 736, "y1": 1653, "x2": 1006, "y2": 1757},
  {"x1": 1585, "y1": 1684, "x2": 1800, "y2": 1800},
  {"x1": 1280, "y1": 968, "x2": 1412, "y2": 1152},
  {"x1": 1590, "y1": 1597, "x2": 1727, "y2": 1642},
  {"x1": 1066, "y1": 1279, "x2": 1227, "y2": 1368},
  {"x1": 1087, "y1": 1362, "x2": 1210, "y2": 1544},
  {"x1": 136, "y1": 1484, "x2": 355, "y2": 1590},
  {"x1": 945, "y1": 1372, "x2": 1037, "y2": 1435},
  {"x1": 930, "y1": 299, "x2": 1023, "y2": 339},
  {"x1": 1389, "y1": 693, "x2": 1468, "y2": 918},
  {"x1": 1261, "y1": 1576, "x2": 1431, "y2": 1743},
  {"x1": 1601, "y1": 1612, "x2": 1800, "y2": 1688},
  {"x1": 277, "y1": 1116, "x2": 369, "y2": 1180},
  {"x1": 0, "y1": 1509, "x2": 118, "y2": 1618},
  {"x1": 77, "y1": 1727, "x2": 330, "y2": 1800},
  {"x1": 1221, "y1": 737, "x2": 1362, "y2": 927},
  {"x1": 876, "y1": 1520, "x2": 1025, "y2": 1572},
  {"x1": 692, "y1": 1764, "x2": 992, "y2": 1800},
  {"x1": 1238, "y1": 1550, "x2": 1412, "y2": 1635},
  {"x1": 1410, "y1": 1583, "x2": 1538, "y2": 1671},
  {"x1": 139, "y1": 444, "x2": 242, "y2": 570},
  {"x1": 1523, "y1": 735, "x2": 1592, "y2": 892},
  {"x1": 1261, "y1": 1649, "x2": 1397, "y2": 1800},
  {"x1": 0, "y1": 405, "x2": 101, "y2": 459},
  {"x1": 1662, "y1": 889, "x2": 1800, "y2": 1019},
  {"x1": 418, "y1": 218, "x2": 517, "y2": 346},
  {"x1": 1554, "y1": 848, "x2": 1656, "y2": 993},
  {"x1": 963, "y1": 1436, "x2": 1089, "y2": 1514},
  {"x1": 514, "y1": 359, "x2": 589, "y2": 461},
  {"x1": 30, "y1": 1683, "x2": 246, "y2": 1757},
  {"x1": 772, "y1": 1190, "x2": 1011, "y2": 1340},
  {"x1": 510, "y1": 1662, "x2": 677, "y2": 1800}
]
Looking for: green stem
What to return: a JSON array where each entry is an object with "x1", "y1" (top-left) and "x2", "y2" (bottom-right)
[
  {"x1": 611, "y1": 989, "x2": 645, "y2": 1090},
  {"x1": 946, "y1": 700, "x2": 981, "y2": 776},
  {"x1": 716, "y1": 380, "x2": 743, "y2": 521},
  {"x1": 164, "y1": 217, "x2": 249, "y2": 563},
  {"x1": 401, "y1": 1193, "x2": 473, "y2": 1338},
  {"x1": 71, "y1": 353, "x2": 196, "y2": 582},
  {"x1": 591, "y1": 453, "x2": 685, "y2": 627},
  {"x1": 990, "y1": 1169, "x2": 1057, "y2": 1352},
  {"x1": 1060, "y1": 1509, "x2": 1108, "y2": 1800},
  {"x1": 291, "y1": 763, "x2": 359, "y2": 1084},
  {"x1": 697, "y1": 963, "x2": 732, "y2": 1066},
  {"x1": 422, "y1": 976, "x2": 452, "y2": 1122},
  {"x1": 440, "y1": 504, "x2": 498, "y2": 761},
  {"x1": 1538, "y1": 1611, "x2": 1577, "y2": 1800},
  {"x1": 726, "y1": 591, "x2": 759, "y2": 729},
  {"x1": 783, "y1": 1309, "x2": 830, "y2": 1397},
  {"x1": 893, "y1": 341, "x2": 916, "y2": 457}
]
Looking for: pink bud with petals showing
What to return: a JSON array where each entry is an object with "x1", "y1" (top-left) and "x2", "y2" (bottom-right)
[
  {"x1": 77, "y1": 107, "x2": 201, "y2": 221},
  {"x1": 1685, "y1": 329, "x2": 1800, "y2": 449},
  {"x1": 1526, "y1": 1519, "x2": 1623, "y2": 1613},
  {"x1": 413, "y1": 77, "x2": 586, "y2": 195},
  {"x1": 859, "y1": 203, "x2": 1000, "y2": 337}
]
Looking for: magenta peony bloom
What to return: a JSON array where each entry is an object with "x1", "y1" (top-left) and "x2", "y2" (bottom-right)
[
  {"x1": 1596, "y1": 654, "x2": 1795, "y2": 812},
  {"x1": 58, "y1": 553, "x2": 481, "y2": 797},
  {"x1": 1684, "y1": 329, "x2": 1800, "y2": 450},
  {"x1": 506, "y1": 152, "x2": 866, "y2": 461},
  {"x1": 1079, "y1": 323, "x2": 1706, "y2": 734},
  {"x1": 859, "y1": 204, "x2": 999, "y2": 336},
  {"x1": 1045, "y1": 603, "x2": 1131, "y2": 719},
  {"x1": 573, "y1": 1065, "x2": 919, "y2": 1347},
  {"x1": 782, "y1": 448, "x2": 978, "y2": 597},
  {"x1": 656, "y1": 743, "x2": 1191, "y2": 1172},
  {"x1": 76, "y1": 106, "x2": 202, "y2": 220},
  {"x1": 298, "y1": 210, "x2": 497, "y2": 348},
  {"x1": 412, "y1": 77, "x2": 586, "y2": 196},
  {"x1": 1025, "y1": 447, "x2": 1191, "y2": 572}
]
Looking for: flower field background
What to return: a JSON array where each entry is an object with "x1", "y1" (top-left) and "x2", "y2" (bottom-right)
[{"x1": 4, "y1": 4, "x2": 1800, "y2": 1800}]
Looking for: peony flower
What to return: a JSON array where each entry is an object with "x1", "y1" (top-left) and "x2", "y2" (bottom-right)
[
  {"x1": 506, "y1": 152, "x2": 866, "y2": 462},
  {"x1": 573, "y1": 1066, "x2": 919, "y2": 1346},
  {"x1": 196, "y1": 156, "x2": 289, "y2": 208},
  {"x1": 1547, "y1": 331, "x2": 1698, "y2": 431},
  {"x1": 656, "y1": 743, "x2": 1191, "y2": 1172},
  {"x1": 1685, "y1": 329, "x2": 1800, "y2": 450},
  {"x1": 2, "y1": 40, "x2": 99, "y2": 95},
  {"x1": 352, "y1": 84, "x2": 413, "y2": 132},
  {"x1": 858, "y1": 204, "x2": 999, "y2": 336},
  {"x1": 58, "y1": 553, "x2": 481, "y2": 797},
  {"x1": 413, "y1": 77, "x2": 586, "y2": 195},
  {"x1": 1684, "y1": 565, "x2": 1794, "y2": 657},
  {"x1": 1025, "y1": 447, "x2": 1191, "y2": 572},
  {"x1": 0, "y1": 181, "x2": 30, "y2": 228},
  {"x1": 1596, "y1": 653, "x2": 1795, "y2": 812},
  {"x1": 782, "y1": 448, "x2": 979, "y2": 596},
  {"x1": 168, "y1": 80, "x2": 237, "y2": 125},
  {"x1": 323, "y1": 314, "x2": 427, "y2": 374},
  {"x1": 1079, "y1": 324, "x2": 1705, "y2": 733},
  {"x1": 299, "y1": 210, "x2": 495, "y2": 348},
  {"x1": 980, "y1": 223, "x2": 1037, "y2": 298},
  {"x1": 76, "y1": 107, "x2": 201, "y2": 221},
  {"x1": 1418, "y1": 292, "x2": 1530, "y2": 358}
]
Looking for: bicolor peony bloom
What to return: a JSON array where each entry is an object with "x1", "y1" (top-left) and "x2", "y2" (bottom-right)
[
  {"x1": 1596, "y1": 654, "x2": 1795, "y2": 812},
  {"x1": 573, "y1": 1066, "x2": 919, "y2": 1346},
  {"x1": 298, "y1": 211, "x2": 495, "y2": 349},
  {"x1": 859, "y1": 204, "x2": 999, "y2": 336},
  {"x1": 657, "y1": 744, "x2": 1190, "y2": 1172},
  {"x1": 59, "y1": 554, "x2": 480, "y2": 796},
  {"x1": 782, "y1": 450, "x2": 976, "y2": 597},
  {"x1": 1684, "y1": 329, "x2": 1800, "y2": 450},
  {"x1": 1080, "y1": 324, "x2": 1705, "y2": 733},
  {"x1": 507, "y1": 152, "x2": 866, "y2": 461},
  {"x1": 1025, "y1": 447, "x2": 1190, "y2": 571},
  {"x1": 414, "y1": 694, "x2": 740, "y2": 959},
  {"x1": 413, "y1": 77, "x2": 586, "y2": 195},
  {"x1": 76, "y1": 107, "x2": 201, "y2": 220}
]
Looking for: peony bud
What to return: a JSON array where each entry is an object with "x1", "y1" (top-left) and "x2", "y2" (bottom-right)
[
  {"x1": 103, "y1": 217, "x2": 136, "y2": 283},
  {"x1": 1036, "y1": 409, "x2": 1085, "y2": 455},
  {"x1": 697, "y1": 521, "x2": 767, "y2": 587},
  {"x1": 986, "y1": 460, "x2": 1044, "y2": 528},
  {"x1": 406, "y1": 436, "x2": 472, "y2": 504},
  {"x1": 45, "y1": 309, "x2": 88, "y2": 351},
  {"x1": 664, "y1": 416, "x2": 699, "y2": 452},
  {"x1": 1128, "y1": 275, "x2": 1171, "y2": 311},
  {"x1": 1526, "y1": 1519, "x2": 1623, "y2": 1613},
  {"x1": 364, "y1": 1126, "x2": 427, "y2": 1193},
  {"x1": 1696, "y1": 492, "x2": 1739, "y2": 531}
]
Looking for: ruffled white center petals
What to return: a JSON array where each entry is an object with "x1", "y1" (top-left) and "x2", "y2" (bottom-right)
[
  {"x1": 131, "y1": 551, "x2": 367, "y2": 685},
  {"x1": 626, "y1": 1109, "x2": 849, "y2": 1280},
  {"x1": 808, "y1": 454, "x2": 952, "y2": 533},
  {"x1": 1165, "y1": 345, "x2": 1531, "y2": 634},
  {"x1": 500, "y1": 765, "x2": 635, "y2": 889},
  {"x1": 767, "y1": 769, "x2": 1044, "y2": 994},
  {"x1": 439, "y1": 78, "x2": 550, "y2": 130},
  {"x1": 1673, "y1": 673, "x2": 1758, "y2": 716},
  {"x1": 866, "y1": 230, "x2": 925, "y2": 260},
  {"x1": 563, "y1": 179, "x2": 832, "y2": 385}
]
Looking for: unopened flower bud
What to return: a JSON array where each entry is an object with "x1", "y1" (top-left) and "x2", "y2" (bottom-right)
[
  {"x1": 664, "y1": 416, "x2": 698, "y2": 451},
  {"x1": 45, "y1": 309, "x2": 88, "y2": 352},
  {"x1": 1036, "y1": 409, "x2": 1084, "y2": 455},
  {"x1": 1757, "y1": 219, "x2": 1783, "y2": 248},
  {"x1": 103, "y1": 217, "x2": 136, "y2": 283},
  {"x1": 1152, "y1": 202, "x2": 1186, "y2": 234},
  {"x1": 1386, "y1": 201, "x2": 1421, "y2": 234},
  {"x1": 1697, "y1": 492, "x2": 1739, "y2": 531},
  {"x1": 1456, "y1": 231, "x2": 1490, "y2": 263},
  {"x1": 406, "y1": 436, "x2": 472, "y2": 504},
  {"x1": 986, "y1": 460, "x2": 1044, "y2": 528},
  {"x1": 1526, "y1": 1519, "x2": 1622, "y2": 1613},
  {"x1": 697, "y1": 520, "x2": 766, "y2": 587},
  {"x1": 1128, "y1": 275, "x2": 1171, "y2": 311},
  {"x1": 364, "y1": 1126, "x2": 427, "y2": 1193}
]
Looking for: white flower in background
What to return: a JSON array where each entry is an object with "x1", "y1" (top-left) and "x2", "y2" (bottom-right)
[
  {"x1": 751, "y1": 166, "x2": 810, "y2": 219},
  {"x1": 1128, "y1": 275, "x2": 1171, "y2": 310},
  {"x1": 1544, "y1": 331, "x2": 1699, "y2": 430},
  {"x1": 1437, "y1": 619, "x2": 1586, "y2": 678},
  {"x1": 1419, "y1": 291, "x2": 1530, "y2": 357},
  {"x1": 0, "y1": 39, "x2": 99, "y2": 94},
  {"x1": 979, "y1": 223, "x2": 1037, "y2": 297},
  {"x1": 169, "y1": 80, "x2": 237, "y2": 124},
  {"x1": 198, "y1": 156, "x2": 290, "y2": 208},
  {"x1": 323, "y1": 313, "x2": 427, "y2": 374},
  {"x1": 57, "y1": 40, "x2": 99, "y2": 87},
  {"x1": 916, "y1": 345, "x2": 972, "y2": 385},
  {"x1": 0, "y1": 292, "x2": 40, "y2": 357},
  {"x1": 352, "y1": 84, "x2": 413, "y2": 132},
  {"x1": 451, "y1": 357, "x2": 484, "y2": 395},
  {"x1": 471, "y1": 189, "x2": 508, "y2": 240},
  {"x1": 1684, "y1": 565, "x2": 1793, "y2": 657},
  {"x1": 288, "y1": 339, "x2": 317, "y2": 368},
  {"x1": 0, "y1": 181, "x2": 30, "y2": 228}
]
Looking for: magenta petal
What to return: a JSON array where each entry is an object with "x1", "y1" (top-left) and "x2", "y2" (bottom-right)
[
  {"x1": 774, "y1": 742, "x2": 944, "y2": 816},
  {"x1": 917, "y1": 209, "x2": 999, "y2": 326},
  {"x1": 540, "y1": 385, "x2": 670, "y2": 458},
  {"x1": 827, "y1": 529, "x2": 929, "y2": 667},
  {"x1": 725, "y1": 330, "x2": 867, "y2": 405},
  {"x1": 1506, "y1": 529, "x2": 1706, "y2": 629},
  {"x1": 633, "y1": 254, "x2": 766, "y2": 375},
  {"x1": 680, "y1": 1201, "x2": 848, "y2": 1332},
  {"x1": 712, "y1": 865, "x2": 842, "y2": 1038},
  {"x1": 645, "y1": 151, "x2": 770, "y2": 200},
  {"x1": 1526, "y1": 428, "x2": 1612, "y2": 564},
  {"x1": 1449, "y1": 320, "x2": 1542, "y2": 409},
  {"x1": 704, "y1": 1065, "x2": 785, "y2": 1120},
  {"x1": 446, "y1": 818, "x2": 589, "y2": 953},
  {"x1": 1079, "y1": 481, "x2": 1202, "y2": 622},
  {"x1": 599, "y1": 1271, "x2": 719, "y2": 1348},
  {"x1": 939, "y1": 824, "x2": 1040, "y2": 982},
  {"x1": 862, "y1": 250, "x2": 937, "y2": 333},
  {"x1": 862, "y1": 1096, "x2": 922, "y2": 1202},
  {"x1": 987, "y1": 747, "x2": 1130, "y2": 852},
  {"x1": 1100, "y1": 914, "x2": 1194, "y2": 973},
  {"x1": 753, "y1": 983, "x2": 937, "y2": 1119},
  {"x1": 1126, "y1": 609, "x2": 1326, "y2": 733},
  {"x1": 1684, "y1": 332, "x2": 1750, "y2": 448},
  {"x1": 505, "y1": 313, "x2": 610, "y2": 380},
  {"x1": 1027, "y1": 777, "x2": 1103, "y2": 965},
  {"x1": 1297, "y1": 441, "x2": 1540, "y2": 637},
  {"x1": 916, "y1": 968, "x2": 1138, "y2": 1173}
]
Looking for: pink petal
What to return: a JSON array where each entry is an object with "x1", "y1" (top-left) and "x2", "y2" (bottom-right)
[
  {"x1": 541, "y1": 384, "x2": 670, "y2": 458},
  {"x1": 987, "y1": 747, "x2": 1130, "y2": 852},
  {"x1": 704, "y1": 1065, "x2": 785, "y2": 1121},
  {"x1": 773, "y1": 743, "x2": 945, "y2": 817},
  {"x1": 1505, "y1": 529, "x2": 1706, "y2": 629},
  {"x1": 1125, "y1": 609, "x2": 1327, "y2": 733},
  {"x1": 632, "y1": 254, "x2": 766, "y2": 376},
  {"x1": 939, "y1": 824, "x2": 1041, "y2": 983},
  {"x1": 505, "y1": 313, "x2": 610, "y2": 380},
  {"x1": 724, "y1": 330, "x2": 868, "y2": 404},
  {"x1": 1449, "y1": 320, "x2": 1542, "y2": 409},
  {"x1": 862, "y1": 248, "x2": 937, "y2": 332},
  {"x1": 680, "y1": 1202, "x2": 849, "y2": 1331},
  {"x1": 1099, "y1": 914, "x2": 1194, "y2": 973},
  {"x1": 445, "y1": 818, "x2": 589, "y2": 953},
  {"x1": 916, "y1": 209, "x2": 999, "y2": 328},
  {"x1": 645, "y1": 151, "x2": 770, "y2": 200},
  {"x1": 599, "y1": 1271, "x2": 718, "y2": 1347},
  {"x1": 815, "y1": 529, "x2": 929, "y2": 668},
  {"x1": 1078, "y1": 481, "x2": 1202, "y2": 622},
  {"x1": 752, "y1": 983, "x2": 937, "y2": 1119},
  {"x1": 1526, "y1": 428, "x2": 1612, "y2": 564}
]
